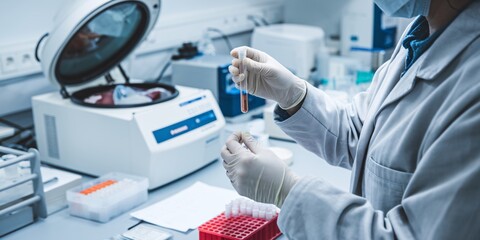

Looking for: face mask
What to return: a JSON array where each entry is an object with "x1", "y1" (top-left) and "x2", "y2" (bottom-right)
[{"x1": 374, "y1": 0, "x2": 431, "y2": 18}]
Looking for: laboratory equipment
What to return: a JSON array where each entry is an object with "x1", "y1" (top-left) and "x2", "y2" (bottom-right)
[
  {"x1": 33, "y1": 86, "x2": 224, "y2": 189},
  {"x1": 33, "y1": 0, "x2": 226, "y2": 189},
  {"x1": 252, "y1": 24, "x2": 326, "y2": 80},
  {"x1": 198, "y1": 212, "x2": 281, "y2": 240},
  {"x1": 340, "y1": 1, "x2": 397, "y2": 66},
  {"x1": 238, "y1": 48, "x2": 249, "y2": 113},
  {"x1": 172, "y1": 55, "x2": 265, "y2": 119},
  {"x1": 0, "y1": 146, "x2": 47, "y2": 237},
  {"x1": 284, "y1": 0, "x2": 395, "y2": 70},
  {"x1": 66, "y1": 172, "x2": 148, "y2": 222}
]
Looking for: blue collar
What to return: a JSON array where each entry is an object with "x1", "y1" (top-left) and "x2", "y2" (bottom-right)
[{"x1": 401, "y1": 16, "x2": 442, "y2": 75}]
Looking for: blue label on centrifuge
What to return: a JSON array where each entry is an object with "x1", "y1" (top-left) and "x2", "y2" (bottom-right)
[
  {"x1": 179, "y1": 96, "x2": 206, "y2": 107},
  {"x1": 152, "y1": 110, "x2": 217, "y2": 144}
]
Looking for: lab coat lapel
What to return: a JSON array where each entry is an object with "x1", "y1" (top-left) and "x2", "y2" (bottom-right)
[
  {"x1": 366, "y1": 25, "x2": 411, "y2": 124},
  {"x1": 375, "y1": 58, "x2": 420, "y2": 115},
  {"x1": 350, "y1": 45, "x2": 406, "y2": 195},
  {"x1": 350, "y1": 46, "x2": 424, "y2": 195}
]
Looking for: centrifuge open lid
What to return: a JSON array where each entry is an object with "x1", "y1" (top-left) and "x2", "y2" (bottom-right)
[{"x1": 37, "y1": 0, "x2": 178, "y2": 108}]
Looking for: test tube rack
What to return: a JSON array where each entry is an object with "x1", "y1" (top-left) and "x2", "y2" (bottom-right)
[
  {"x1": 198, "y1": 212, "x2": 282, "y2": 240},
  {"x1": 0, "y1": 146, "x2": 47, "y2": 237},
  {"x1": 66, "y1": 172, "x2": 148, "y2": 223}
]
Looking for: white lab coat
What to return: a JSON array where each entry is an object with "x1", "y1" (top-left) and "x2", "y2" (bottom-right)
[{"x1": 275, "y1": 2, "x2": 480, "y2": 239}]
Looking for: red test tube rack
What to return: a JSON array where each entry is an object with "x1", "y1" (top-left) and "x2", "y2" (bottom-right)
[{"x1": 198, "y1": 212, "x2": 282, "y2": 240}]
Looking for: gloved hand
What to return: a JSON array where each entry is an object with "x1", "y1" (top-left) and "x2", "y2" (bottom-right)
[
  {"x1": 221, "y1": 132, "x2": 299, "y2": 208},
  {"x1": 229, "y1": 46, "x2": 307, "y2": 110}
]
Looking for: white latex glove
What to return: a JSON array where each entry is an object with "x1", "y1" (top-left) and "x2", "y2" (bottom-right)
[
  {"x1": 229, "y1": 46, "x2": 307, "y2": 110},
  {"x1": 221, "y1": 132, "x2": 299, "y2": 208}
]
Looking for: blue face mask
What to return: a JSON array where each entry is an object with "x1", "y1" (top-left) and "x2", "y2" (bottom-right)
[{"x1": 374, "y1": 0, "x2": 431, "y2": 18}]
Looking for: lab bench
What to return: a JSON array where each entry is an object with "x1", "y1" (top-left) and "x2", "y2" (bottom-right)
[{"x1": 1, "y1": 111, "x2": 350, "y2": 240}]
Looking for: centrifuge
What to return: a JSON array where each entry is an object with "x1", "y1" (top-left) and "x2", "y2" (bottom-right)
[{"x1": 32, "y1": 0, "x2": 225, "y2": 189}]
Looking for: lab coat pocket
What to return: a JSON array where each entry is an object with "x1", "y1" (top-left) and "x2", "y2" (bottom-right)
[{"x1": 365, "y1": 157, "x2": 413, "y2": 213}]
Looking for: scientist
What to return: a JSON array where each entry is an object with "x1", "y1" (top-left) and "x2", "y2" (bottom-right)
[{"x1": 222, "y1": 0, "x2": 480, "y2": 239}]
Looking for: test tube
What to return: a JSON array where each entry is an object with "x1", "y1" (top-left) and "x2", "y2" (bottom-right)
[
  {"x1": 258, "y1": 205, "x2": 266, "y2": 219},
  {"x1": 246, "y1": 202, "x2": 253, "y2": 216},
  {"x1": 238, "y1": 47, "x2": 249, "y2": 113},
  {"x1": 252, "y1": 206, "x2": 259, "y2": 218},
  {"x1": 240, "y1": 201, "x2": 247, "y2": 216},
  {"x1": 225, "y1": 203, "x2": 231, "y2": 219},
  {"x1": 232, "y1": 201, "x2": 239, "y2": 217},
  {"x1": 265, "y1": 211, "x2": 274, "y2": 220}
]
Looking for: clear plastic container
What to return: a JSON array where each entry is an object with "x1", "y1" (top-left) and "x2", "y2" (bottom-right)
[{"x1": 66, "y1": 172, "x2": 148, "y2": 222}]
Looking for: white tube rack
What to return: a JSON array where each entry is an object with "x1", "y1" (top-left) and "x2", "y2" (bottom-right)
[{"x1": 0, "y1": 146, "x2": 47, "y2": 237}]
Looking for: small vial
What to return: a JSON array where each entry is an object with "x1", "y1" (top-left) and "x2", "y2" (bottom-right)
[
  {"x1": 265, "y1": 211, "x2": 274, "y2": 220},
  {"x1": 269, "y1": 207, "x2": 277, "y2": 219},
  {"x1": 231, "y1": 203, "x2": 239, "y2": 217},
  {"x1": 240, "y1": 202, "x2": 247, "y2": 216},
  {"x1": 231, "y1": 208, "x2": 238, "y2": 217},
  {"x1": 238, "y1": 47, "x2": 249, "y2": 113},
  {"x1": 258, "y1": 205, "x2": 266, "y2": 219},
  {"x1": 252, "y1": 207, "x2": 259, "y2": 218},
  {"x1": 225, "y1": 203, "x2": 231, "y2": 219},
  {"x1": 246, "y1": 202, "x2": 253, "y2": 216}
]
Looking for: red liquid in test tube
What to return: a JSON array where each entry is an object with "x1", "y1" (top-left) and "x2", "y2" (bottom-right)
[{"x1": 238, "y1": 48, "x2": 249, "y2": 113}]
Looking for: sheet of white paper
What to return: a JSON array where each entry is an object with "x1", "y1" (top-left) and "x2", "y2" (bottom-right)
[{"x1": 131, "y1": 182, "x2": 239, "y2": 232}]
